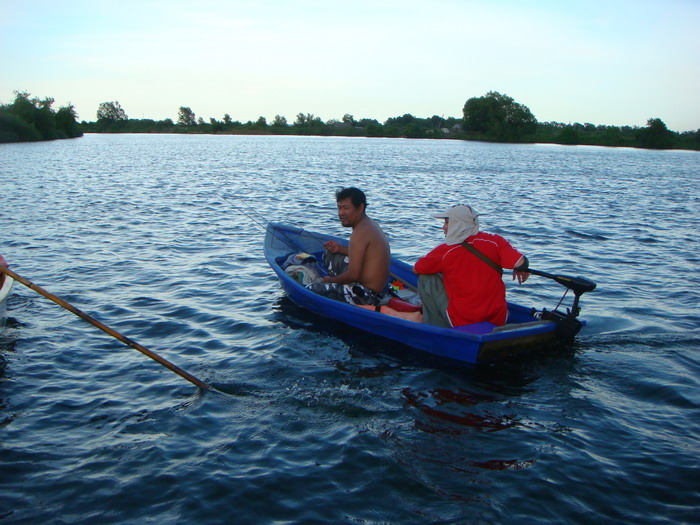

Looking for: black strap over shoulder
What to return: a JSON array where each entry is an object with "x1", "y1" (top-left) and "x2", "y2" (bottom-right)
[{"x1": 460, "y1": 241, "x2": 503, "y2": 275}]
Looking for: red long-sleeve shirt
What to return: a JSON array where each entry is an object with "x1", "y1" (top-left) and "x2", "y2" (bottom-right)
[{"x1": 414, "y1": 232, "x2": 523, "y2": 326}]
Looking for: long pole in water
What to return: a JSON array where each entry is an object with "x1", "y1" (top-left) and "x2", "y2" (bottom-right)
[{"x1": 0, "y1": 266, "x2": 212, "y2": 391}]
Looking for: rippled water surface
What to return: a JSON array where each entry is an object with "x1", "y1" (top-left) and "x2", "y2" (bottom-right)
[{"x1": 1, "y1": 134, "x2": 699, "y2": 524}]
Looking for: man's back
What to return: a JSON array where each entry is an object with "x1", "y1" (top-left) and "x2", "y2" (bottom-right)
[
  {"x1": 415, "y1": 232, "x2": 522, "y2": 326},
  {"x1": 350, "y1": 216, "x2": 390, "y2": 293}
]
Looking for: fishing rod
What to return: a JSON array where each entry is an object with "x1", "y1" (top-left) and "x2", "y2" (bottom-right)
[
  {"x1": 223, "y1": 194, "x2": 328, "y2": 251},
  {"x1": 223, "y1": 194, "x2": 418, "y2": 291},
  {"x1": 0, "y1": 265, "x2": 212, "y2": 391},
  {"x1": 220, "y1": 194, "x2": 270, "y2": 231}
]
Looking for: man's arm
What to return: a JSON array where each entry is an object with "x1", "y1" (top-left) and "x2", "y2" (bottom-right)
[
  {"x1": 323, "y1": 234, "x2": 367, "y2": 284},
  {"x1": 413, "y1": 245, "x2": 445, "y2": 275},
  {"x1": 323, "y1": 240, "x2": 348, "y2": 256}
]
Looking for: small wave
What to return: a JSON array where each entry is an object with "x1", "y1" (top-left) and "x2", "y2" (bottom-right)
[{"x1": 564, "y1": 229, "x2": 609, "y2": 240}]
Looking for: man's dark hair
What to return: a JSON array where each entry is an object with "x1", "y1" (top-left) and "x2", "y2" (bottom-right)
[{"x1": 335, "y1": 187, "x2": 367, "y2": 209}]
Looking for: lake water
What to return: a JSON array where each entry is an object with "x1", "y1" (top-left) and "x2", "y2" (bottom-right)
[{"x1": 1, "y1": 134, "x2": 699, "y2": 524}]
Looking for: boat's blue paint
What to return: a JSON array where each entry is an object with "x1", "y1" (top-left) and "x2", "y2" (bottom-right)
[{"x1": 265, "y1": 222, "x2": 572, "y2": 365}]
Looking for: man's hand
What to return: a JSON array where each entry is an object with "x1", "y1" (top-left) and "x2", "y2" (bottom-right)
[
  {"x1": 512, "y1": 270, "x2": 529, "y2": 284},
  {"x1": 512, "y1": 255, "x2": 529, "y2": 284},
  {"x1": 324, "y1": 240, "x2": 342, "y2": 253}
]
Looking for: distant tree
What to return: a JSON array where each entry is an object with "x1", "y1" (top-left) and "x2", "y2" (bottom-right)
[
  {"x1": 0, "y1": 91, "x2": 81, "y2": 142},
  {"x1": 294, "y1": 113, "x2": 323, "y2": 128},
  {"x1": 680, "y1": 129, "x2": 700, "y2": 149},
  {"x1": 197, "y1": 117, "x2": 205, "y2": 126},
  {"x1": 7, "y1": 91, "x2": 38, "y2": 125},
  {"x1": 223, "y1": 113, "x2": 232, "y2": 125},
  {"x1": 255, "y1": 116, "x2": 268, "y2": 128},
  {"x1": 55, "y1": 103, "x2": 81, "y2": 138},
  {"x1": 462, "y1": 91, "x2": 537, "y2": 141},
  {"x1": 9, "y1": 91, "x2": 56, "y2": 138},
  {"x1": 357, "y1": 118, "x2": 380, "y2": 127},
  {"x1": 272, "y1": 115, "x2": 288, "y2": 127},
  {"x1": 342, "y1": 113, "x2": 355, "y2": 125},
  {"x1": 210, "y1": 117, "x2": 223, "y2": 132},
  {"x1": 638, "y1": 117, "x2": 673, "y2": 149},
  {"x1": 31, "y1": 96, "x2": 56, "y2": 138},
  {"x1": 429, "y1": 115, "x2": 444, "y2": 128},
  {"x1": 34, "y1": 96, "x2": 54, "y2": 109},
  {"x1": 385, "y1": 114, "x2": 416, "y2": 127},
  {"x1": 295, "y1": 113, "x2": 312, "y2": 125},
  {"x1": 97, "y1": 101, "x2": 128, "y2": 121},
  {"x1": 177, "y1": 106, "x2": 196, "y2": 126}
]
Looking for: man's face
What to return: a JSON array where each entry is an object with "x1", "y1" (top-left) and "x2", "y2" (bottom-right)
[
  {"x1": 442, "y1": 218, "x2": 449, "y2": 236},
  {"x1": 337, "y1": 198, "x2": 364, "y2": 227}
]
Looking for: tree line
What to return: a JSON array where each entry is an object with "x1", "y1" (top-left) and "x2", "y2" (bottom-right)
[
  {"x1": 80, "y1": 102, "x2": 464, "y2": 140},
  {"x1": 81, "y1": 94, "x2": 700, "y2": 150},
  {"x1": 0, "y1": 91, "x2": 82, "y2": 142},
  {"x1": 2, "y1": 90, "x2": 698, "y2": 150},
  {"x1": 460, "y1": 91, "x2": 698, "y2": 150}
]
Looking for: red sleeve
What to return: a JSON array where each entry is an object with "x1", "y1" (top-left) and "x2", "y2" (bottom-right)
[
  {"x1": 495, "y1": 236, "x2": 524, "y2": 269},
  {"x1": 414, "y1": 244, "x2": 448, "y2": 274}
]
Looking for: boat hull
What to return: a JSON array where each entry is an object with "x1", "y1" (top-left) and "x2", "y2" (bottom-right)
[{"x1": 264, "y1": 222, "x2": 572, "y2": 366}]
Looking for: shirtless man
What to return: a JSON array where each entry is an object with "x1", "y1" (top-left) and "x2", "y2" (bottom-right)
[{"x1": 307, "y1": 187, "x2": 391, "y2": 306}]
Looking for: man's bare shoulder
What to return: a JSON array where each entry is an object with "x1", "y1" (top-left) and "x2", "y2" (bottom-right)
[{"x1": 355, "y1": 216, "x2": 387, "y2": 240}]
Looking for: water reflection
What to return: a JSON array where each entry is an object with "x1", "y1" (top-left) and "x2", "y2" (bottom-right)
[{"x1": 402, "y1": 387, "x2": 518, "y2": 433}]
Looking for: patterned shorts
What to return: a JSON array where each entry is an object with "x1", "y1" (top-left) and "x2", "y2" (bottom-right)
[
  {"x1": 306, "y1": 281, "x2": 384, "y2": 306},
  {"x1": 305, "y1": 250, "x2": 385, "y2": 306}
]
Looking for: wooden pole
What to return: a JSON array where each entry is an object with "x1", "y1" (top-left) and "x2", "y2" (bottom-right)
[{"x1": 0, "y1": 265, "x2": 211, "y2": 391}]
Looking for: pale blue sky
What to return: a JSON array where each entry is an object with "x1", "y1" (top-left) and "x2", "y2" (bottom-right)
[{"x1": 1, "y1": 0, "x2": 698, "y2": 131}]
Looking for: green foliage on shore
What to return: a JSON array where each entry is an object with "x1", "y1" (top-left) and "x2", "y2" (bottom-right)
[
  {"x1": 3, "y1": 90, "x2": 698, "y2": 150},
  {"x1": 463, "y1": 91, "x2": 538, "y2": 142},
  {"x1": 461, "y1": 91, "x2": 699, "y2": 150},
  {"x1": 81, "y1": 94, "x2": 698, "y2": 150},
  {"x1": 536, "y1": 118, "x2": 698, "y2": 149},
  {"x1": 0, "y1": 91, "x2": 82, "y2": 143},
  {"x1": 79, "y1": 107, "x2": 464, "y2": 140}
]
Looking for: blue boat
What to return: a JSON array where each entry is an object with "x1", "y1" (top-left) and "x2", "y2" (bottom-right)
[{"x1": 264, "y1": 222, "x2": 596, "y2": 366}]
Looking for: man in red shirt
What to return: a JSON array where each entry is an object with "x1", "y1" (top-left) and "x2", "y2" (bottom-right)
[{"x1": 413, "y1": 204, "x2": 530, "y2": 328}]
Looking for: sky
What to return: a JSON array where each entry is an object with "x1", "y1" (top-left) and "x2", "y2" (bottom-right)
[{"x1": 1, "y1": 0, "x2": 699, "y2": 131}]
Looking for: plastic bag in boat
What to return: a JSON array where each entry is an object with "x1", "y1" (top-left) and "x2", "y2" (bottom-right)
[{"x1": 285, "y1": 264, "x2": 322, "y2": 285}]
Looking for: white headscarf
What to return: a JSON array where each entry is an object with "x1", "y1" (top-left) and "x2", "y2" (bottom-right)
[{"x1": 433, "y1": 205, "x2": 480, "y2": 245}]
